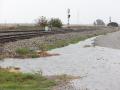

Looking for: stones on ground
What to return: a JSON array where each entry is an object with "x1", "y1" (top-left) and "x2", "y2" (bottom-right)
[{"x1": 2, "y1": 27, "x2": 118, "y2": 58}]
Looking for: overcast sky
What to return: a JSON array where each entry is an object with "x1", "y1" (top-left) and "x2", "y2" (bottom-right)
[{"x1": 0, "y1": 0, "x2": 120, "y2": 24}]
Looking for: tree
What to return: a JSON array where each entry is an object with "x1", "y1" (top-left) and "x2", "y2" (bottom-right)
[
  {"x1": 94, "y1": 19, "x2": 105, "y2": 26},
  {"x1": 48, "y1": 18, "x2": 63, "y2": 28},
  {"x1": 107, "y1": 22, "x2": 119, "y2": 27},
  {"x1": 36, "y1": 16, "x2": 48, "y2": 29}
]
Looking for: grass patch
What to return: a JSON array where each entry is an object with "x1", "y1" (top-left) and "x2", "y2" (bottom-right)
[
  {"x1": 40, "y1": 36, "x2": 91, "y2": 51},
  {"x1": 15, "y1": 48, "x2": 39, "y2": 58},
  {"x1": 16, "y1": 48, "x2": 31, "y2": 55},
  {"x1": 0, "y1": 69, "x2": 57, "y2": 90}
]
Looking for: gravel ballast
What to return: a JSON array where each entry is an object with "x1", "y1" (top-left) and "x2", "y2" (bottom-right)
[{"x1": 3, "y1": 27, "x2": 118, "y2": 53}]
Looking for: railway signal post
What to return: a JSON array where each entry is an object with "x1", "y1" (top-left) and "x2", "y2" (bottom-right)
[{"x1": 67, "y1": 8, "x2": 71, "y2": 28}]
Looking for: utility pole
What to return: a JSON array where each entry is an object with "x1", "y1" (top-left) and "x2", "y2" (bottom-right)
[
  {"x1": 67, "y1": 8, "x2": 71, "y2": 28},
  {"x1": 109, "y1": 17, "x2": 112, "y2": 23}
]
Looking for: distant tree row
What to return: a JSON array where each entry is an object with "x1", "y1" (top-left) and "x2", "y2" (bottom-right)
[
  {"x1": 93, "y1": 19, "x2": 105, "y2": 26},
  {"x1": 35, "y1": 16, "x2": 63, "y2": 29},
  {"x1": 93, "y1": 19, "x2": 119, "y2": 27}
]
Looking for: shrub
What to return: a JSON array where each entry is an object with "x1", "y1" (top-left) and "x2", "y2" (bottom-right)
[
  {"x1": 15, "y1": 48, "x2": 39, "y2": 58},
  {"x1": 48, "y1": 18, "x2": 63, "y2": 28},
  {"x1": 107, "y1": 22, "x2": 119, "y2": 27},
  {"x1": 35, "y1": 16, "x2": 48, "y2": 29},
  {"x1": 16, "y1": 48, "x2": 30, "y2": 55},
  {"x1": 29, "y1": 52, "x2": 39, "y2": 58},
  {"x1": 38, "y1": 43, "x2": 48, "y2": 51}
]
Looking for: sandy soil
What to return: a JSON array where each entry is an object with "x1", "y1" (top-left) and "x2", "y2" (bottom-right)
[{"x1": 1, "y1": 35, "x2": 120, "y2": 90}]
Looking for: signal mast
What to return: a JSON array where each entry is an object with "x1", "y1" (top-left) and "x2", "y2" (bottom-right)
[{"x1": 67, "y1": 8, "x2": 71, "y2": 28}]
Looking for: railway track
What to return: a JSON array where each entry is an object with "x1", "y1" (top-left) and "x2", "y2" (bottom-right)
[
  {"x1": 0, "y1": 29, "x2": 74, "y2": 43},
  {"x1": 0, "y1": 29, "x2": 97, "y2": 43}
]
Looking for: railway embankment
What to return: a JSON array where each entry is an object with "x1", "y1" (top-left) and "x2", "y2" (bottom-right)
[{"x1": 0, "y1": 27, "x2": 119, "y2": 58}]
